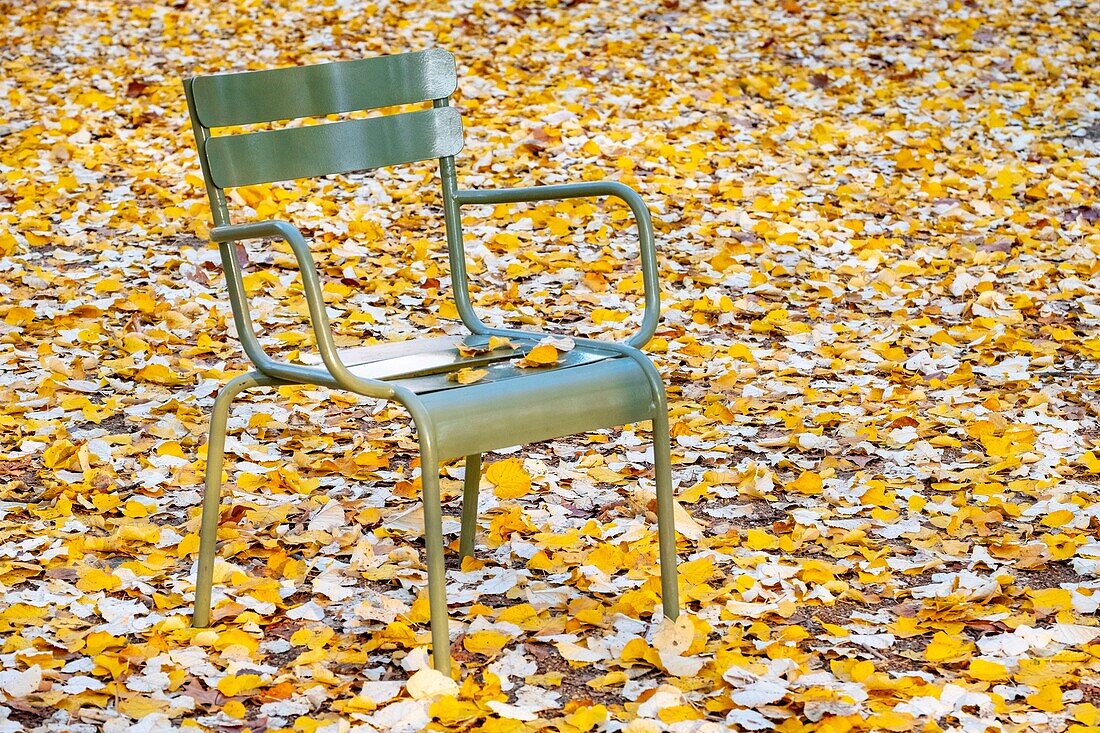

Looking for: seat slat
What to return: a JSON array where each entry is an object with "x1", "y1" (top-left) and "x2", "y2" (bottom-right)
[
  {"x1": 296, "y1": 336, "x2": 613, "y2": 394},
  {"x1": 419, "y1": 358, "x2": 651, "y2": 461},
  {"x1": 191, "y1": 48, "x2": 457, "y2": 128},
  {"x1": 205, "y1": 107, "x2": 463, "y2": 188},
  {"x1": 332, "y1": 335, "x2": 462, "y2": 367},
  {"x1": 392, "y1": 349, "x2": 611, "y2": 395}
]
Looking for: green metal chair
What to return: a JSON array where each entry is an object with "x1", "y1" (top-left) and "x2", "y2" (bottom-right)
[{"x1": 182, "y1": 48, "x2": 679, "y2": 673}]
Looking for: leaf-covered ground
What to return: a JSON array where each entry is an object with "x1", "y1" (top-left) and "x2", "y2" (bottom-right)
[{"x1": 2, "y1": 0, "x2": 1100, "y2": 731}]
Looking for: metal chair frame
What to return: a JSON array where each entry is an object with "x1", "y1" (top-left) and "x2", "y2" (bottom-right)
[{"x1": 183, "y1": 49, "x2": 678, "y2": 673}]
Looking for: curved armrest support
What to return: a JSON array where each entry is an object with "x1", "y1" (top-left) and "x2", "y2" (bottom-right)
[
  {"x1": 454, "y1": 181, "x2": 660, "y2": 349},
  {"x1": 210, "y1": 221, "x2": 395, "y2": 399}
]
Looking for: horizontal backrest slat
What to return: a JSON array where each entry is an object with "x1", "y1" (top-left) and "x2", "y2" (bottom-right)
[
  {"x1": 205, "y1": 107, "x2": 463, "y2": 188},
  {"x1": 191, "y1": 48, "x2": 456, "y2": 128}
]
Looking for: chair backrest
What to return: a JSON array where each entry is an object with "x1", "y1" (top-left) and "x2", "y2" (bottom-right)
[{"x1": 184, "y1": 48, "x2": 463, "y2": 198}]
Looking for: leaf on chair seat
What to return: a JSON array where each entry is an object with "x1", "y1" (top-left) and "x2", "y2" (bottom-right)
[
  {"x1": 448, "y1": 367, "x2": 488, "y2": 384},
  {"x1": 458, "y1": 335, "x2": 516, "y2": 357},
  {"x1": 515, "y1": 335, "x2": 576, "y2": 368},
  {"x1": 516, "y1": 344, "x2": 560, "y2": 368}
]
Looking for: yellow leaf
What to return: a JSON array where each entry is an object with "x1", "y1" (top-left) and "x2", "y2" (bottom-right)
[
  {"x1": 516, "y1": 343, "x2": 560, "y2": 368},
  {"x1": 463, "y1": 630, "x2": 510, "y2": 657},
  {"x1": 968, "y1": 658, "x2": 1009, "y2": 681},
  {"x1": 493, "y1": 232, "x2": 522, "y2": 250},
  {"x1": 1026, "y1": 684, "x2": 1064, "y2": 712},
  {"x1": 430, "y1": 696, "x2": 482, "y2": 725},
  {"x1": 850, "y1": 660, "x2": 875, "y2": 682},
  {"x1": 1072, "y1": 703, "x2": 1099, "y2": 726},
  {"x1": 486, "y1": 458, "x2": 532, "y2": 499},
  {"x1": 43, "y1": 439, "x2": 79, "y2": 470},
  {"x1": 679, "y1": 557, "x2": 716, "y2": 586},
  {"x1": 177, "y1": 534, "x2": 200, "y2": 557},
  {"x1": 448, "y1": 367, "x2": 488, "y2": 384},
  {"x1": 216, "y1": 673, "x2": 263, "y2": 697},
  {"x1": 1041, "y1": 509, "x2": 1074, "y2": 528},
  {"x1": 95, "y1": 278, "x2": 124, "y2": 294},
  {"x1": 5, "y1": 306, "x2": 36, "y2": 326},
  {"x1": 787, "y1": 471, "x2": 823, "y2": 495},
  {"x1": 1083, "y1": 451, "x2": 1100, "y2": 473},
  {"x1": 116, "y1": 524, "x2": 161, "y2": 544},
  {"x1": 727, "y1": 343, "x2": 755, "y2": 361},
  {"x1": 222, "y1": 700, "x2": 247, "y2": 718},
  {"x1": 591, "y1": 308, "x2": 629, "y2": 323},
  {"x1": 122, "y1": 500, "x2": 151, "y2": 518},
  {"x1": 134, "y1": 363, "x2": 188, "y2": 386},
  {"x1": 213, "y1": 628, "x2": 260, "y2": 654},
  {"x1": 76, "y1": 568, "x2": 121, "y2": 593},
  {"x1": 744, "y1": 528, "x2": 779, "y2": 551},
  {"x1": 867, "y1": 711, "x2": 916, "y2": 731},
  {"x1": 565, "y1": 705, "x2": 608, "y2": 732},
  {"x1": 924, "y1": 631, "x2": 975, "y2": 663},
  {"x1": 1029, "y1": 588, "x2": 1073, "y2": 615}
]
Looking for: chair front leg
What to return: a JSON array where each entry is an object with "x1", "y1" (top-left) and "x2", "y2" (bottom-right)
[
  {"x1": 459, "y1": 453, "x2": 481, "y2": 558},
  {"x1": 193, "y1": 371, "x2": 282, "y2": 628},
  {"x1": 418, "y1": 438, "x2": 452, "y2": 674},
  {"x1": 653, "y1": 410, "x2": 681, "y2": 620}
]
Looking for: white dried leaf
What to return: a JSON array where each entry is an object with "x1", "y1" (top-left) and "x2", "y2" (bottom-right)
[
  {"x1": 406, "y1": 666, "x2": 459, "y2": 700},
  {"x1": 486, "y1": 700, "x2": 539, "y2": 721},
  {"x1": 0, "y1": 665, "x2": 41, "y2": 699},
  {"x1": 1051, "y1": 624, "x2": 1100, "y2": 646},
  {"x1": 307, "y1": 500, "x2": 345, "y2": 532},
  {"x1": 286, "y1": 600, "x2": 325, "y2": 621},
  {"x1": 555, "y1": 640, "x2": 606, "y2": 663},
  {"x1": 729, "y1": 679, "x2": 788, "y2": 707},
  {"x1": 652, "y1": 615, "x2": 704, "y2": 676},
  {"x1": 725, "y1": 708, "x2": 777, "y2": 731}
]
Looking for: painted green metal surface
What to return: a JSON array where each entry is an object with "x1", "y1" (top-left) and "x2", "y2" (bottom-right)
[
  {"x1": 183, "y1": 49, "x2": 680, "y2": 675},
  {"x1": 420, "y1": 359, "x2": 655, "y2": 462},
  {"x1": 191, "y1": 48, "x2": 457, "y2": 128},
  {"x1": 206, "y1": 107, "x2": 463, "y2": 188},
  {"x1": 453, "y1": 182, "x2": 660, "y2": 349}
]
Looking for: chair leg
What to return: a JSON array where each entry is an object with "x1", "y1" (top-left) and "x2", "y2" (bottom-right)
[
  {"x1": 193, "y1": 372, "x2": 278, "y2": 628},
  {"x1": 653, "y1": 411, "x2": 680, "y2": 620},
  {"x1": 419, "y1": 445, "x2": 451, "y2": 674},
  {"x1": 459, "y1": 453, "x2": 481, "y2": 559}
]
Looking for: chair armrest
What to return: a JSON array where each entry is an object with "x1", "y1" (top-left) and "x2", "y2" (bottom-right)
[
  {"x1": 210, "y1": 220, "x2": 395, "y2": 399},
  {"x1": 453, "y1": 181, "x2": 660, "y2": 349}
]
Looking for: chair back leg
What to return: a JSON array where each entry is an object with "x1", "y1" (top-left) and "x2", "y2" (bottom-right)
[
  {"x1": 459, "y1": 453, "x2": 481, "y2": 558},
  {"x1": 653, "y1": 412, "x2": 681, "y2": 620}
]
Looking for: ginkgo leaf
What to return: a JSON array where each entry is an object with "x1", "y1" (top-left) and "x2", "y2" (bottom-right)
[
  {"x1": 307, "y1": 500, "x2": 345, "y2": 532},
  {"x1": 447, "y1": 367, "x2": 488, "y2": 384},
  {"x1": 0, "y1": 665, "x2": 42, "y2": 698},
  {"x1": 217, "y1": 674, "x2": 263, "y2": 697},
  {"x1": 405, "y1": 666, "x2": 459, "y2": 700},
  {"x1": 462, "y1": 630, "x2": 510, "y2": 657},
  {"x1": 485, "y1": 458, "x2": 533, "y2": 499},
  {"x1": 653, "y1": 615, "x2": 704, "y2": 676},
  {"x1": 515, "y1": 344, "x2": 560, "y2": 368}
]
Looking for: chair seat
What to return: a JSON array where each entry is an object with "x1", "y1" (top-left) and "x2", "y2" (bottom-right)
[
  {"x1": 418, "y1": 356, "x2": 656, "y2": 461},
  {"x1": 301, "y1": 333, "x2": 614, "y2": 395},
  {"x1": 302, "y1": 334, "x2": 654, "y2": 459}
]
